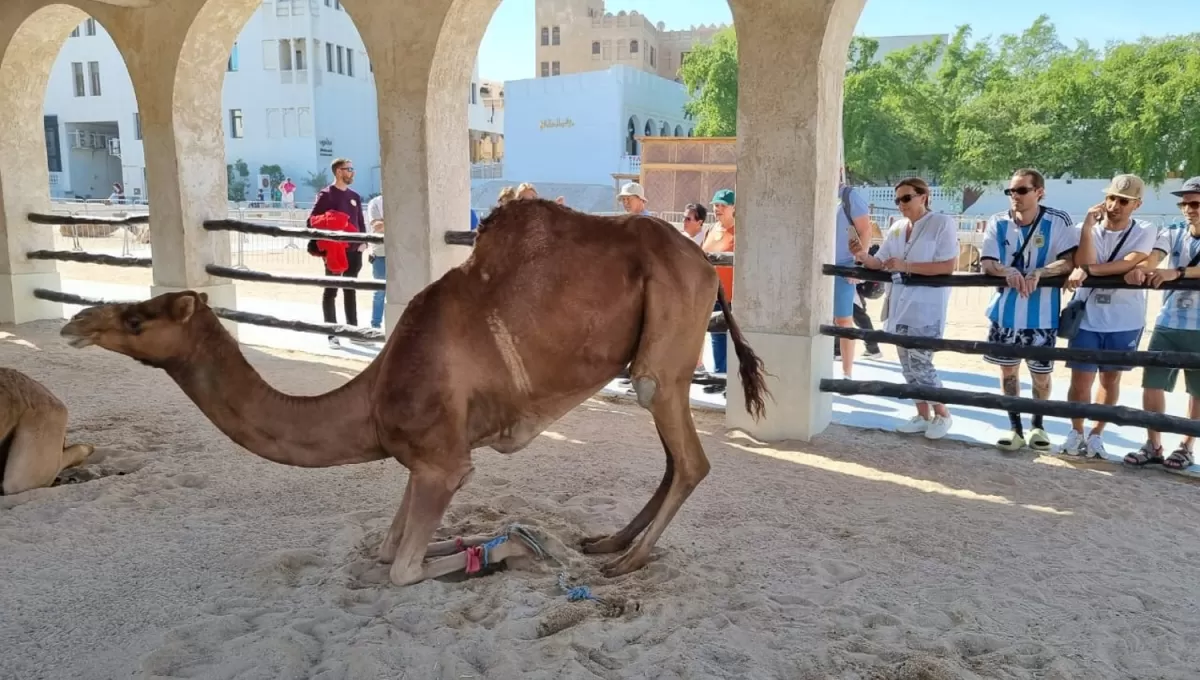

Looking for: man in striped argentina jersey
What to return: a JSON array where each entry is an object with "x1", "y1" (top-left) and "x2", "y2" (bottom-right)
[
  {"x1": 1120, "y1": 175, "x2": 1200, "y2": 471},
  {"x1": 979, "y1": 169, "x2": 1079, "y2": 452}
]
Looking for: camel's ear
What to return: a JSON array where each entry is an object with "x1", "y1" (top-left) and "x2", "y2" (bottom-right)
[
  {"x1": 198, "y1": 292, "x2": 209, "y2": 305},
  {"x1": 170, "y1": 294, "x2": 197, "y2": 323}
]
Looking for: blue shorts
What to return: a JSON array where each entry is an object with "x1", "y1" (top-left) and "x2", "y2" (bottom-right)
[
  {"x1": 1066, "y1": 328, "x2": 1144, "y2": 372},
  {"x1": 833, "y1": 276, "x2": 855, "y2": 318}
]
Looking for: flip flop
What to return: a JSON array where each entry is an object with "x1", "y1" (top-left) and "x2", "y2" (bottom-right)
[
  {"x1": 1027, "y1": 427, "x2": 1052, "y2": 452},
  {"x1": 996, "y1": 430, "x2": 1025, "y2": 452}
]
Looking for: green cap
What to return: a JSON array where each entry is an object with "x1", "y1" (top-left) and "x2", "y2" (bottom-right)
[{"x1": 711, "y1": 189, "x2": 735, "y2": 206}]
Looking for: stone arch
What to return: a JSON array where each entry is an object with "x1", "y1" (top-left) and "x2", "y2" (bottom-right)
[
  {"x1": 626, "y1": 115, "x2": 639, "y2": 156},
  {"x1": 675, "y1": 124, "x2": 683, "y2": 136},
  {"x1": 644, "y1": 119, "x2": 655, "y2": 136},
  {"x1": 0, "y1": 3, "x2": 92, "y2": 321}
]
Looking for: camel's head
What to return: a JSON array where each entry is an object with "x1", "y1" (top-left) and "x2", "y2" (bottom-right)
[{"x1": 60, "y1": 291, "x2": 210, "y2": 366}]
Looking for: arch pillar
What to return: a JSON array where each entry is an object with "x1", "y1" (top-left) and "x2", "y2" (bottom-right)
[
  {"x1": 351, "y1": 0, "x2": 495, "y2": 333},
  {"x1": 99, "y1": 0, "x2": 251, "y2": 334},
  {"x1": 0, "y1": 3, "x2": 86, "y2": 323},
  {"x1": 723, "y1": 0, "x2": 865, "y2": 441}
]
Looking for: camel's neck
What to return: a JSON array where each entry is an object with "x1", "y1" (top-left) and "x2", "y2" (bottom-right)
[{"x1": 164, "y1": 314, "x2": 385, "y2": 467}]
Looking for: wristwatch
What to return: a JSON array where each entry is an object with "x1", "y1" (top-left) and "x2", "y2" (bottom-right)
[{"x1": 1177, "y1": 266, "x2": 1187, "y2": 277}]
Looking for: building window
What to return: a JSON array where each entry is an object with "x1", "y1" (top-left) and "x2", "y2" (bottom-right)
[
  {"x1": 540, "y1": 27, "x2": 549, "y2": 46},
  {"x1": 87, "y1": 61, "x2": 101, "y2": 96},
  {"x1": 282, "y1": 108, "x2": 296, "y2": 137},
  {"x1": 650, "y1": 46, "x2": 656, "y2": 67},
  {"x1": 229, "y1": 109, "x2": 244, "y2": 138},
  {"x1": 617, "y1": 39, "x2": 627, "y2": 60},
  {"x1": 266, "y1": 108, "x2": 281, "y2": 138},
  {"x1": 133, "y1": 112, "x2": 142, "y2": 140},
  {"x1": 551, "y1": 61, "x2": 560, "y2": 76},
  {"x1": 293, "y1": 39, "x2": 306, "y2": 70},
  {"x1": 551, "y1": 26, "x2": 560, "y2": 45},
  {"x1": 592, "y1": 41, "x2": 600, "y2": 55},
  {"x1": 69, "y1": 26, "x2": 79, "y2": 38},
  {"x1": 84, "y1": 18, "x2": 96, "y2": 36},
  {"x1": 337, "y1": 46, "x2": 344, "y2": 74},
  {"x1": 631, "y1": 40, "x2": 639, "y2": 53},
  {"x1": 227, "y1": 42, "x2": 239, "y2": 71},
  {"x1": 262, "y1": 40, "x2": 279, "y2": 70},
  {"x1": 326, "y1": 42, "x2": 334, "y2": 72},
  {"x1": 470, "y1": 82, "x2": 477, "y2": 105},
  {"x1": 44, "y1": 115, "x2": 62, "y2": 173},
  {"x1": 603, "y1": 40, "x2": 611, "y2": 60},
  {"x1": 346, "y1": 49, "x2": 354, "y2": 77},
  {"x1": 540, "y1": 61, "x2": 549, "y2": 77},
  {"x1": 71, "y1": 62, "x2": 85, "y2": 97},
  {"x1": 298, "y1": 107, "x2": 313, "y2": 137}
]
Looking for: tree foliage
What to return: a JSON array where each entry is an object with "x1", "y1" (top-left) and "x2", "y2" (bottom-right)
[{"x1": 682, "y1": 15, "x2": 1200, "y2": 189}]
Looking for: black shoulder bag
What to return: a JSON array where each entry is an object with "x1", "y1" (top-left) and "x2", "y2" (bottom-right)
[{"x1": 1058, "y1": 222, "x2": 1135, "y2": 340}]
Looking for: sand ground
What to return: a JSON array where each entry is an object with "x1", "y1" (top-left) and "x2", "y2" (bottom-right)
[{"x1": 2, "y1": 316, "x2": 1199, "y2": 680}]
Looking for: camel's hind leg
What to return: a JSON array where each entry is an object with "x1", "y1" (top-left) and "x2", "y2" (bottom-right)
[
  {"x1": 2, "y1": 407, "x2": 89, "y2": 496},
  {"x1": 588, "y1": 272, "x2": 714, "y2": 575}
]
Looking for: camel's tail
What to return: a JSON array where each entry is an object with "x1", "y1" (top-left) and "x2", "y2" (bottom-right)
[{"x1": 715, "y1": 282, "x2": 770, "y2": 420}]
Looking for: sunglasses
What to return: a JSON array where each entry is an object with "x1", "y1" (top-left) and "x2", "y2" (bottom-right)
[
  {"x1": 1105, "y1": 194, "x2": 1131, "y2": 206},
  {"x1": 1003, "y1": 186, "x2": 1037, "y2": 197},
  {"x1": 1179, "y1": 200, "x2": 1200, "y2": 210},
  {"x1": 894, "y1": 193, "x2": 923, "y2": 205}
]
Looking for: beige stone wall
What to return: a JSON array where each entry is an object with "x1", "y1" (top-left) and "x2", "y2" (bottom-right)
[{"x1": 534, "y1": 0, "x2": 727, "y2": 80}]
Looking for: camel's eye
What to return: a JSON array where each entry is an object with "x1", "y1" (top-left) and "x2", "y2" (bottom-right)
[{"x1": 125, "y1": 316, "x2": 143, "y2": 333}]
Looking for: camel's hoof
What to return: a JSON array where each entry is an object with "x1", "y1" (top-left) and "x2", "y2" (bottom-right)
[
  {"x1": 600, "y1": 553, "x2": 647, "y2": 578},
  {"x1": 376, "y1": 543, "x2": 396, "y2": 564},
  {"x1": 580, "y1": 534, "x2": 629, "y2": 555}
]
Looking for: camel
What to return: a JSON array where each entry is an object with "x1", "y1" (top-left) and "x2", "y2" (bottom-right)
[
  {"x1": 0, "y1": 367, "x2": 95, "y2": 495},
  {"x1": 59, "y1": 198, "x2": 770, "y2": 586}
]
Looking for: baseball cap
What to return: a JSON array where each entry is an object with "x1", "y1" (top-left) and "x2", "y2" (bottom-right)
[
  {"x1": 1102, "y1": 174, "x2": 1144, "y2": 201},
  {"x1": 618, "y1": 182, "x2": 646, "y2": 200},
  {"x1": 711, "y1": 189, "x2": 735, "y2": 206},
  {"x1": 1170, "y1": 176, "x2": 1200, "y2": 197}
]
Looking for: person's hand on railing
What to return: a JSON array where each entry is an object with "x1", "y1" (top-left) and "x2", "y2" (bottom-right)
[
  {"x1": 1124, "y1": 267, "x2": 1149, "y2": 286},
  {"x1": 1147, "y1": 268, "x2": 1183, "y2": 289},
  {"x1": 1003, "y1": 268, "x2": 1026, "y2": 295},
  {"x1": 1065, "y1": 267, "x2": 1087, "y2": 292}
]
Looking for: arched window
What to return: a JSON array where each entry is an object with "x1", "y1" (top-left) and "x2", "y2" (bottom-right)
[
  {"x1": 627, "y1": 116, "x2": 639, "y2": 156},
  {"x1": 592, "y1": 41, "x2": 600, "y2": 55},
  {"x1": 674, "y1": 124, "x2": 683, "y2": 136},
  {"x1": 630, "y1": 40, "x2": 639, "y2": 54},
  {"x1": 644, "y1": 120, "x2": 655, "y2": 136},
  {"x1": 660, "y1": 122, "x2": 669, "y2": 136}
]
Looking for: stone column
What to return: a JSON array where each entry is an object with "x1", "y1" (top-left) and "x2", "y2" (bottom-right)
[
  {"x1": 353, "y1": 0, "x2": 492, "y2": 334},
  {"x1": 100, "y1": 0, "x2": 260, "y2": 336},
  {"x1": 722, "y1": 0, "x2": 866, "y2": 441},
  {"x1": 0, "y1": 3, "x2": 85, "y2": 323}
]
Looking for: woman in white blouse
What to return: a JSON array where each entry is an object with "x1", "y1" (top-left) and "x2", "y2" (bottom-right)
[{"x1": 851, "y1": 177, "x2": 959, "y2": 440}]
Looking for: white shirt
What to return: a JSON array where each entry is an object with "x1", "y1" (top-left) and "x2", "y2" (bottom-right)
[
  {"x1": 365, "y1": 195, "x2": 385, "y2": 256},
  {"x1": 876, "y1": 212, "x2": 960, "y2": 334},
  {"x1": 980, "y1": 206, "x2": 1078, "y2": 330},
  {"x1": 1078, "y1": 218, "x2": 1157, "y2": 332}
]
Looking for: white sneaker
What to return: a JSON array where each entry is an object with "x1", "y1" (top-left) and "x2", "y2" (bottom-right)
[
  {"x1": 924, "y1": 415, "x2": 952, "y2": 440},
  {"x1": 897, "y1": 415, "x2": 930, "y2": 434},
  {"x1": 1086, "y1": 433, "x2": 1108, "y2": 459},
  {"x1": 1059, "y1": 429, "x2": 1085, "y2": 456}
]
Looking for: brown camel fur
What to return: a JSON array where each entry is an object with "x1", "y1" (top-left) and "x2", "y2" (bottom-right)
[
  {"x1": 0, "y1": 368, "x2": 95, "y2": 495},
  {"x1": 59, "y1": 198, "x2": 770, "y2": 586}
]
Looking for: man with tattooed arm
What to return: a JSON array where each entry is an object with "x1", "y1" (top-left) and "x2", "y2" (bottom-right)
[{"x1": 978, "y1": 169, "x2": 1079, "y2": 452}]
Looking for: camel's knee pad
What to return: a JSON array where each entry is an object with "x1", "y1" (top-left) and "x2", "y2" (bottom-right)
[{"x1": 632, "y1": 376, "x2": 658, "y2": 410}]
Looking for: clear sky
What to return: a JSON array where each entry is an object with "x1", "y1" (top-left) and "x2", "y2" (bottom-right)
[{"x1": 476, "y1": 0, "x2": 1194, "y2": 81}]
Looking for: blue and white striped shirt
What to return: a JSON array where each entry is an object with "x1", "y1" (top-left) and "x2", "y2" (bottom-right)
[
  {"x1": 981, "y1": 206, "x2": 1078, "y2": 330},
  {"x1": 1154, "y1": 226, "x2": 1200, "y2": 331}
]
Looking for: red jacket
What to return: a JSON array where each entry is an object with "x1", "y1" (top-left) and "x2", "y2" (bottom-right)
[{"x1": 309, "y1": 209, "x2": 358, "y2": 274}]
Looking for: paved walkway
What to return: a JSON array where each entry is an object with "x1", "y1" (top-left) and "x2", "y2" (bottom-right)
[{"x1": 57, "y1": 279, "x2": 1198, "y2": 480}]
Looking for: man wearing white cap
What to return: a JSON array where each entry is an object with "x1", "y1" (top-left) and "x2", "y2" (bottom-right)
[{"x1": 619, "y1": 181, "x2": 650, "y2": 216}]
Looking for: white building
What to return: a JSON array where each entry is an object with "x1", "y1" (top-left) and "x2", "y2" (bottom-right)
[
  {"x1": 42, "y1": 1, "x2": 503, "y2": 204},
  {"x1": 502, "y1": 64, "x2": 693, "y2": 188}
]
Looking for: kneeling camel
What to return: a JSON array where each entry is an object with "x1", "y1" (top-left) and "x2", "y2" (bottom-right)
[
  {"x1": 0, "y1": 368, "x2": 95, "y2": 495},
  {"x1": 60, "y1": 198, "x2": 769, "y2": 586}
]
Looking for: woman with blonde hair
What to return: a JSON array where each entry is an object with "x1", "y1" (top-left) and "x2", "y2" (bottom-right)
[
  {"x1": 852, "y1": 176, "x2": 959, "y2": 439},
  {"x1": 516, "y1": 182, "x2": 538, "y2": 200},
  {"x1": 496, "y1": 186, "x2": 517, "y2": 205}
]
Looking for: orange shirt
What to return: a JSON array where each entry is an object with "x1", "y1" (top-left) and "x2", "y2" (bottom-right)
[{"x1": 703, "y1": 224, "x2": 736, "y2": 301}]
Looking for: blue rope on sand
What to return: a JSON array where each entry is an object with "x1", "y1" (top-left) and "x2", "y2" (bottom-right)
[
  {"x1": 558, "y1": 571, "x2": 605, "y2": 604},
  {"x1": 481, "y1": 535, "x2": 508, "y2": 568}
]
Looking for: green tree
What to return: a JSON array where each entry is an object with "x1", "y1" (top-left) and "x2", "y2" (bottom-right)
[
  {"x1": 226, "y1": 158, "x2": 250, "y2": 202},
  {"x1": 679, "y1": 26, "x2": 738, "y2": 137}
]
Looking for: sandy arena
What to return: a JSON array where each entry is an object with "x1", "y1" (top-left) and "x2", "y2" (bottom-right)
[{"x1": 2, "y1": 317, "x2": 1198, "y2": 680}]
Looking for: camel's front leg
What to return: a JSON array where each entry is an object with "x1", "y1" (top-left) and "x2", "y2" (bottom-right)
[
  {"x1": 377, "y1": 475, "x2": 414, "y2": 563},
  {"x1": 389, "y1": 463, "x2": 473, "y2": 587}
]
